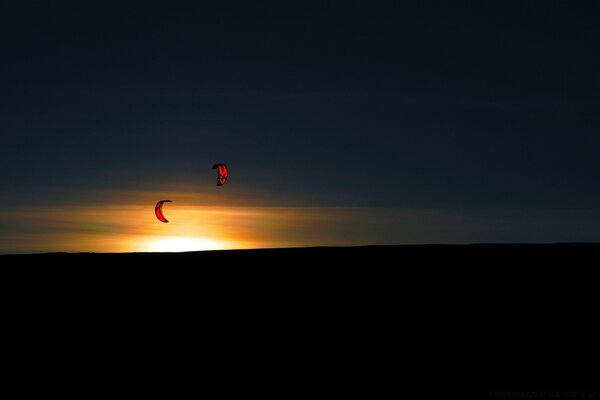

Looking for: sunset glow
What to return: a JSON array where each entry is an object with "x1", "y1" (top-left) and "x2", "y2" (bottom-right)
[
  {"x1": 2, "y1": 187, "x2": 598, "y2": 254},
  {"x1": 2, "y1": 3, "x2": 599, "y2": 254},
  {"x1": 142, "y1": 236, "x2": 228, "y2": 252},
  {"x1": 0, "y1": 189, "x2": 392, "y2": 253}
]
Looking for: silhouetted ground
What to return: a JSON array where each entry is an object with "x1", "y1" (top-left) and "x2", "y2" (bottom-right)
[
  {"x1": 3, "y1": 244, "x2": 598, "y2": 393},
  {"x1": 2, "y1": 243, "x2": 599, "y2": 263}
]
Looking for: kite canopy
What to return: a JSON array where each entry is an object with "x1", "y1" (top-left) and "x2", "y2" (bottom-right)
[
  {"x1": 212, "y1": 164, "x2": 228, "y2": 186},
  {"x1": 155, "y1": 200, "x2": 172, "y2": 223}
]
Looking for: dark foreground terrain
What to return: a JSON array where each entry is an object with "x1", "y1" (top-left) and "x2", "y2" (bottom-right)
[
  {"x1": 3, "y1": 244, "x2": 598, "y2": 393},
  {"x1": 3, "y1": 243, "x2": 599, "y2": 264}
]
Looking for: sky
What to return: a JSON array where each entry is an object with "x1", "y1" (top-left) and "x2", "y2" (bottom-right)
[{"x1": 1, "y1": 1, "x2": 599, "y2": 252}]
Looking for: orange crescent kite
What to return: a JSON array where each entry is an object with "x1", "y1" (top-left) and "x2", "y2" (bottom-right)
[{"x1": 155, "y1": 200, "x2": 172, "y2": 223}]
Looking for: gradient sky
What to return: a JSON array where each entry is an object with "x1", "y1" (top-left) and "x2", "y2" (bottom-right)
[{"x1": 1, "y1": 1, "x2": 599, "y2": 252}]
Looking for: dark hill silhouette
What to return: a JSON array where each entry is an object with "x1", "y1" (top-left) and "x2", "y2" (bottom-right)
[
  {"x1": 2, "y1": 244, "x2": 597, "y2": 393},
  {"x1": 3, "y1": 243, "x2": 599, "y2": 262}
]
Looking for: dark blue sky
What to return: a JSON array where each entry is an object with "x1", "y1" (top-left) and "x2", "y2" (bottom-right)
[{"x1": 1, "y1": 1, "x2": 599, "y2": 209}]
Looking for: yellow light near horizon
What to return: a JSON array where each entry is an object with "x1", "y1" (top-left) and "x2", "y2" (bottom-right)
[
  {"x1": 143, "y1": 236, "x2": 227, "y2": 253},
  {"x1": 0, "y1": 197, "x2": 335, "y2": 253}
]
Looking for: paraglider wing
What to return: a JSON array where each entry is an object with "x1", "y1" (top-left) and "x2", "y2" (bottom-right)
[
  {"x1": 212, "y1": 164, "x2": 228, "y2": 186},
  {"x1": 155, "y1": 200, "x2": 172, "y2": 223}
]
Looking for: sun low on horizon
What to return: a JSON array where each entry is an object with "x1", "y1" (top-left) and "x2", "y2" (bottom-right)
[
  {"x1": 2, "y1": 3, "x2": 600, "y2": 253},
  {"x1": 2, "y1": 186, "x2": 599, "y2": 254},
  {"x1": 0, "y1": 192, "x2": 359, "y2": 254},
  {"x1": 42, "y1": 201, "x2": 273, "y2": 253},
  {"x1": 142, "y1": 237, "x2": 229, "y2": 252}
]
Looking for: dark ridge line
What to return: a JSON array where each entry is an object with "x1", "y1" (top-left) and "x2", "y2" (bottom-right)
[{"x1": 2, "y1": 242, "x2": 599, "y2": 256}]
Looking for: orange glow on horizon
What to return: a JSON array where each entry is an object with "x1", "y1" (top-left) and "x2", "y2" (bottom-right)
[
  {"x1": 141, "y1": 236, "x2": 229, "y2": 252},
  {"x1": 0, "y1": 188, "x2": 407, "y2": 254},
  {"x1": 0, "y1": 201, "x2": 271, "y2": 253}
]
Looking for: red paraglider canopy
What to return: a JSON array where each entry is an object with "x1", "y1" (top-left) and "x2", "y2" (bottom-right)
[{"x1": 212, "y1": 164, "x2": 228, "y2": 186}]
